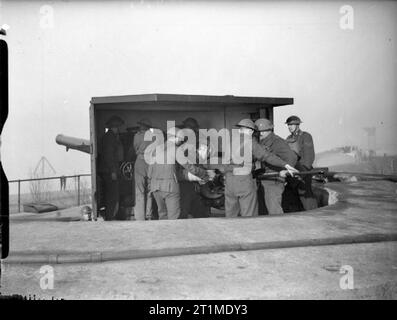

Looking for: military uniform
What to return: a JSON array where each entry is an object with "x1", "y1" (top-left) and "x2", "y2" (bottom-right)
[
  {"x1": 258, "y1": 132, "x2": 298, "y2": 214},
  {"x1": 178, "y1": 124, "x2": 211, "y2": 219},
  {"x1": 224, "y1": 134, "x2": 288, "y2": 218},
  {"x1": 100, "y1": 128, "x2": 124, "y2": 221},
  {"x1": 133, "y1": 129, "x2": 153, "y2": 220},
  {"x1": 286, "y1": 128, "x2": 317, "y2": 210},
  {"x1": 148, "y1": 140, "x2": 209, "y2": 220}
]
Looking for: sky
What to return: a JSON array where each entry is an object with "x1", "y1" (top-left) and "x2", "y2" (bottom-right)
[{"x1": 1, "y1": 0, "x2": 397, "y2": 184}]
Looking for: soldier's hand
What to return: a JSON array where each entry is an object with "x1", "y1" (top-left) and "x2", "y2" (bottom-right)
[
  {"x1": 284, "y1": 164, "x2": 299, "y2": 177},
  {"x1": 279, "y1": 170, "x2": 289, "y2": 178},
  {"x1": 206, "y1": 170, "x2": 216, "y2": 181},
  {"x1": 111, "y1": 172, "x2": 117, "y2": 181}
]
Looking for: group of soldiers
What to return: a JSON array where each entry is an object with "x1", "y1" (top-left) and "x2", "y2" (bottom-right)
[{"x1": 98, "y1": 114, "x2": 317, "y2": 221}]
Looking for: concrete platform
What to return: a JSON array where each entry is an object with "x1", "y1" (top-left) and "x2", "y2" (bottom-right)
[
  {"x1": 4, "y1": 180, "x2": 397, "y2": 264},
  {"x1": 1, "y1": 180, "x2": 396, "y2": 299}
]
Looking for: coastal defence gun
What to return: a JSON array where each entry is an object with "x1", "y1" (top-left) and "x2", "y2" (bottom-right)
[
  {"x1": 56, "y1": 134, "x2": 136, "y2": 181},
  {"x1": 56, "y1": 93, "x2": 295, "y2": 219},
  {"x1": 56, "y1": 132, "x2": 137, "y2": 218},
  {"x1": 55, "y1": 135, "x2": 91, "y2": 154}
]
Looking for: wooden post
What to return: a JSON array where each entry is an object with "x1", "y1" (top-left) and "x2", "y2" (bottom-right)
[{"x1": 89, "y1": 103, "x2": 97, "y2": 219}]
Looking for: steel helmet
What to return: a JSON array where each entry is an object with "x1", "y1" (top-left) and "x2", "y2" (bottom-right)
[
  {"x1": 235, "y1": 119, "x2": 255, "y2": 130},
  {"x1": 182, "y1": 117, "x2": 200, "y2": 130},
  {"x1": 105, "y1": 115, "x2": 124, "y2": 128},
  {"x1": 285, "y1": 115, "x2": 302, "y2": 125},
  {"x1": 137, "y1": 118, "x2": 152, "y2": 128},
  {"x1": 255, "y1": 118, "x2": 274, "y2": 131}
]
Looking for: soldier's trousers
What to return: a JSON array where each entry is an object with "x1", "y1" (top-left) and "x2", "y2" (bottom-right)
[
  {"x1": 224, "y1": 174, "x2": 258, "y2": 218},
  {"x1": 134, "y1": 157, "x2": 148, "y2": 221},
  {"x1": 103, "y1": 173, "x2": 119, "y2": 221},
  {"x1": 261, "y1": 179, "x2": 285, "y2": 215},
  {"x1": 296, "y1": 163, "x2": 318, "y2": 211},
  {"x1": 299, "y1": 174, "x2": 318, "y2": 211},
  {"x1": 179, "y1": 181, "x2": 210, "y2": 218},
  {"x1": 152, "y1": 190, "x2": 181, "y2": 220}
]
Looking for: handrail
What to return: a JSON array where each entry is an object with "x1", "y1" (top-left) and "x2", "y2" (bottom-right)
[
  {"x1": 8, "y1": 174, "x2": 91, "y2": 183},
  {"x1": 8, "y1": 174, "x2": 92, "y2": 212}
]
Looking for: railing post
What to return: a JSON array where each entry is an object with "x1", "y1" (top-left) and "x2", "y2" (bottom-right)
[
  {"x1": 77, "y1": 175, "x2": 80, "y2": 206},
  {"x1": 18, "y1": 179, "x2": 21, "y2": 212}
]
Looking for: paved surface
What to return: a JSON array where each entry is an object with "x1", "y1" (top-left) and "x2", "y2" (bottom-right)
[
  {"x1": 1, "y1": 242, "x2": 396, "y2": 299},
  {"x1": 1, "y1": 180, "x2": 396, "y2": 299}
]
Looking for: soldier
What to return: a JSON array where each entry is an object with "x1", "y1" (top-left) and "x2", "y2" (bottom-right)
[
  {"x1": 179, "y1": 117, "x2": 211, "y2": 219},
  {"x1": 99, "y1": 115, "x2": 124, "y2": 221},
  {"x1": 147, "y1": 127, "x2": 213, "y2": 220},
  {"x1": 133, "y1": 118, "x2": 153, "y2": 221},
  {"x1": 285, "y1": 115, "x2": 318, "y2": 210},
  {"x1": 255, "y1": 118, "x2": 298, "y2": 215},
  {"x1": 223, "y1": 119, "x2": 298, "y2": 218},
  {"x1": 181, "y1": 117, "x2": 199, "y2": 133}
]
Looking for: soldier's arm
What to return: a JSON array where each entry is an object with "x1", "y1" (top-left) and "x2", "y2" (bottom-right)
[
  {"x1": 179, "y1": 160, "x2": 209, "y2": 181},
  {"x1": 252, "y1": 139, "x2": 288, "y2": 168},
  {"x1": 176, "y1": 144, "x2": 209, "y2": 180},
  {"x1": 302, "y1": 132, "x2": 315, "y2": 168},
  {"x1": 277, "y1": 139, "x2": 298, "y2": 167},
  {"x1": 179, "y1": 162, "x2": 209, "y2": 180},
  {"x1": 133, "y1": 133, "x2": 140, "y2": 153}
]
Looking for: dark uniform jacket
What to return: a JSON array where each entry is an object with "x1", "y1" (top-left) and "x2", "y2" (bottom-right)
[
  {"x1": 259, "y1": 132, "x2": 298, "y2": 172},
  {"x1": 99, "y1": 130, "x2": 124, "y2": 175},
  {"x1": 286, "y1": 129, "x2": 315, "y2": 169},
  {"x1": 223, "y1": 137, "x2": 288, "y2": 175},
  {"x1": 252, "y1": 138, "x2": 288, "y2": 168}
]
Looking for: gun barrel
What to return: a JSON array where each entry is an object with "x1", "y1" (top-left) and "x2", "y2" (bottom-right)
[
  {"x1": 255, "y1": 167, "x2": 329, "y2": 180},
  {"x1": 55, "y1": 134, "x2": 91, "y2": 154}
]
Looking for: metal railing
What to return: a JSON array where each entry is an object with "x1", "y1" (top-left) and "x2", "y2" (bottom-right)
[{"x1": 9, "y1": 174, "x2": 91, "y2": 213}]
